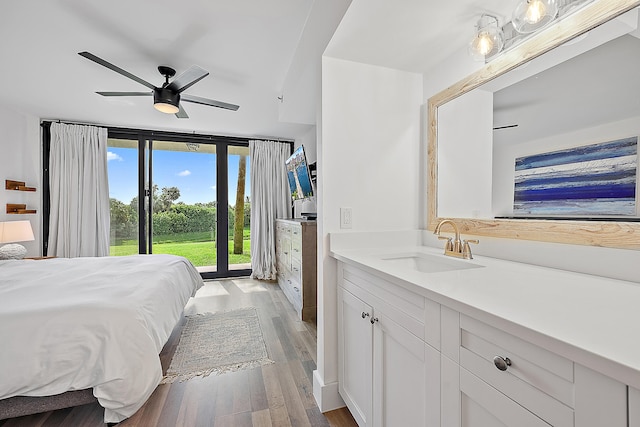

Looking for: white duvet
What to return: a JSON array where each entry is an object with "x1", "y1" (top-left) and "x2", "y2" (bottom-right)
[{"x1": 0, "y1": 254, "x2": 203, "y2": 423}]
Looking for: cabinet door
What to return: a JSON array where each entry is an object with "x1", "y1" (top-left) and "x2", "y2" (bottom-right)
[
  {"x1": 338, "y1": 287, "x2": 373, "y2": 427},
  {"x1": 372, "y1": 311, "x2": 440, "y2": 427},
  {"x1": 460, "y1": 368, "x2": 550, "y2": 427}
]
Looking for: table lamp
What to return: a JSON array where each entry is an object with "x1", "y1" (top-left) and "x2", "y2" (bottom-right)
[{"x1": 0, "y1": 220, "x2": 35, "y2": 260}]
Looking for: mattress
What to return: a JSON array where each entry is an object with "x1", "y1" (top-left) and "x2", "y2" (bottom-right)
[{"x1": 0, "y1": 254, "x2": 203, "y2": 423}]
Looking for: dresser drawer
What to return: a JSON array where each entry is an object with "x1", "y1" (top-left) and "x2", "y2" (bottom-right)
[{"x1": 460, "y1": 315, "x2": 574, "y2": 426}]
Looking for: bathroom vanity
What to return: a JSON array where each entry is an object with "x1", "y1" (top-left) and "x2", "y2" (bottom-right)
[{"x1": 331, "y1": 232, "x2": 640, "y2": 427}]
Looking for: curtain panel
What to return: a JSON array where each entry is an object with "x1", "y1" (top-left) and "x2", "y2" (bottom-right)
[
  {"x1": 48, "y1": 123, "x2": 110, "y2": 257},
  {"x1": 249, "y1": 140, "x2": 291, "y2": 280}
]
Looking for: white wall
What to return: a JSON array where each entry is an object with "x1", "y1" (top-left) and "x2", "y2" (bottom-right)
[
  {"x1": 314, "y1": 56, "x2": 422, "y2": 410},
  {"x1": 0, "y1": 106, "x2": 42, "y2": 257},
  {"x1": 438, "y1": 89, "x2": 494, "y2": 218}
]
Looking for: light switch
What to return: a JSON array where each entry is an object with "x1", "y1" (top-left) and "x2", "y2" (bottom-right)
[{"x1": 340, "y1": 207, "x2": 352, "y2": 229}]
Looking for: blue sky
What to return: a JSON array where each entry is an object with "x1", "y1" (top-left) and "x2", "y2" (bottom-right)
[{"x1": 107, "y1": 146, "x2": 250, "y2": 205}]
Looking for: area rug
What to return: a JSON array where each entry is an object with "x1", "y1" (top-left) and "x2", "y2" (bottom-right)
[{"x1": 161, "y1": 307, "x2": 274, "y2": 383}]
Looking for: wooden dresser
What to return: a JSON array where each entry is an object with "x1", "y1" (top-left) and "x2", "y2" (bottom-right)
[{"x1": 275, "y1": 219, "x2": 317, "y2": 322}]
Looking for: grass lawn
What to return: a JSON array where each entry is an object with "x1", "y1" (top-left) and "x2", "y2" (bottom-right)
[{"x1": 110, "y1": 230, "x2": 251, "y2": 267}]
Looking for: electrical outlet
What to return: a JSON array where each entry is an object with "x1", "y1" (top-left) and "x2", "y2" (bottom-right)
[{"x1": 340, "y1": 207, "x2": 352, "y2": 229}]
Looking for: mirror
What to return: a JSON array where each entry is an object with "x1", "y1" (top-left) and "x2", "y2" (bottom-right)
[{"x1": 428, "y1": 0, "x2": 640, "y2": 250}]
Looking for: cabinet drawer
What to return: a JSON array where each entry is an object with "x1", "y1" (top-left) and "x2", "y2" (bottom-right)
[
  {"x1": 280, "y1": 275, "x2": 302, "y2": 312},
  {"x1": 290, "y1": 257, "x2": 302, "y2": 282},
  {"x1": 460, "y1": 367, "x2": 554, "y2": 427},
  {"x1": 460, "y1": 315, "x2": 574, "y2": 426},
  {"x1": 291, "y1": 227, "x2": 302, "y2": 252}
]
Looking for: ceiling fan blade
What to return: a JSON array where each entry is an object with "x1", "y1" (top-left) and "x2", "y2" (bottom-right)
[
  {"x1": 166, "y1": 65, "x2": 209, "y2": 93},
  {"x1": 79, "y1": 51, "x2": 157, "y2": 90},
  {"x1": 175, "y1": 104, "x2": 189, "y2": 119},
  {"x1": 182, "y1": 94, "x2": 240, "y2": 111},
  {"x1": 97, "y1": 91, "x2": 152, "y2": 97},
  {"x1": 493, "y1": 124, "x2": 519, "y2": 130}
]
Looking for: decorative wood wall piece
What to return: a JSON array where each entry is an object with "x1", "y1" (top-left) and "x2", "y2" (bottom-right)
[
  {"x1": 5, "y1": 180, "x2": 36, "y2": 192},
  {"x1": 6, "y1": 204, "x2": 37, "y2": 214}
]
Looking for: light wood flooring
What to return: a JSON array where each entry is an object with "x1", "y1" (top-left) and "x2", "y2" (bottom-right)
[{"x1": 0, "y1": 278, "x2": 357, "y2": 427}]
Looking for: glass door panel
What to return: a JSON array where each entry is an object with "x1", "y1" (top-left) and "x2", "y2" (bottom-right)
[
  {"x1": 228, "y1": 145, "x2": 251, "y2": 271},
  {"x1": 150, "y1": 141, "x2": 217, "y2": 272},
  {"x1": 107, "y1": 138, "x2": 140, "y2": 256}
]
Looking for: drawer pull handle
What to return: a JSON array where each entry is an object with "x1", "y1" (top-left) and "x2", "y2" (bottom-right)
[
  {"x1": 294, "y1": 286, "x2": 299, "y2": 292},
  {"x1": 493, "y1": 356, "x2": 512, "y2": 371},
  {"x1": 361, "y1": 312, "x2": 370, "y2": 319},
  {"x1": 370, "y1": 317, "x2": 379, "y2": 325}
]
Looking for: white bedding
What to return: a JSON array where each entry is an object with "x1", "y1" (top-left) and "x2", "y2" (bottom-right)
[{"x1": 0, "y1": 254, "x2": 203, "y2": 423}]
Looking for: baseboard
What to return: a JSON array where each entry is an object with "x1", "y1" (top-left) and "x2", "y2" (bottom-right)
[{"x1": 313, "y1": 370, "x2": 345, "y2": 412}]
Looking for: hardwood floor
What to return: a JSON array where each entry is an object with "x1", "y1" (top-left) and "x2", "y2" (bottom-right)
[{"x1": 0, "y1": 279, "x2": 357, "y2": 427}]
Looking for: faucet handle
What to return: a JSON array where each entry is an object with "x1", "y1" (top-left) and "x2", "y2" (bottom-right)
[
  {"x1": 462, "y1": 239, "x2": 479, "y2": 259},
  {"x1": 438, "y1": 236, "x2": 453, "y2": 251}
]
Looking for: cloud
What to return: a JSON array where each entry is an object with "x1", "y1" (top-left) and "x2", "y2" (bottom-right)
[
  {"x1": 107, "y1": 151, "x2": 123, "y2": 162},
  {"x1": 177, "y1": 170, "x2": 191, "y2": 177},
  {"x1": 211, "y1": 186, "x2": 216, "y2": 190}
]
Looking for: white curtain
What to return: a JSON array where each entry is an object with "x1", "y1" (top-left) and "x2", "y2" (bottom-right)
[
  {"x1": 48, "y1": 123, "x2": 110, "y2": 257},
  {"x1": 249, "y1": 140, "x2": 291, "y2": 280}
]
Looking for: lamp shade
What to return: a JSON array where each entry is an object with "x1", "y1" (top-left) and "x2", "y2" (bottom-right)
[
  {"x1": 153, "y1": 88, "x2": 180, "y2": 114},
  {"x1": 512, "y1": 0, "x2": 558, "y2": 33},
  {"x1": 469, "y1": 14, "x2": 504, "y2": 62},
  {"x1": 0, "y1": 220, "x2": 35, "y2": 244}
]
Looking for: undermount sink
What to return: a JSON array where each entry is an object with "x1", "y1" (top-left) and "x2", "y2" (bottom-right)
[{"x1": 380, "y1": 253, "x2": 483, "y2": 274}]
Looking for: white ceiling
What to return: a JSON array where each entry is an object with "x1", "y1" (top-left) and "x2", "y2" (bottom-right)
[
  {"x1": 325, "y1": 0, "x2": 516, "y2": 73},
  {"x1": 0, "y1": 0, "x2": 340, "y2": 140},
  {"x1": 0, "y1": 0, "x2": 521, "y2": 141}
]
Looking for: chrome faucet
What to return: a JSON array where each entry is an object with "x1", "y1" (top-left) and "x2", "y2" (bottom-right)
[{"x1": 433, "y1": 219, "x2": 478, "y2": 259}]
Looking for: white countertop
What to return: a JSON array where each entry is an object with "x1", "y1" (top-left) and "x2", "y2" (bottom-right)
[{"x1": 331, "y1": 244, "x2": 640, "y2": 389}]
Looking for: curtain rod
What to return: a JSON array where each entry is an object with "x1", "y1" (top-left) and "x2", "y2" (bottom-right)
[{"x1": 40, "y1": 119, "x2": 295, "y2": 144}]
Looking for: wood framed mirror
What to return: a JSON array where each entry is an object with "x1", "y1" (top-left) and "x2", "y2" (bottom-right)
[{"x1": 427, "y1": 0, "x2": 640, "y2": 250}]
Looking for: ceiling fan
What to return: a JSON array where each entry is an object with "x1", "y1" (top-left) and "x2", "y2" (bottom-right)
[{"x1": 78, "y1": 51, "x2": 239, "y2": 118}]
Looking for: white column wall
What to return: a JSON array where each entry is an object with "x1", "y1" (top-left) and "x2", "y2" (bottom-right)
[
  {"x1": 0, "y1": 106, "x2": 42, "y2": 257},
  {"x1": 438, "y1": 89, "x2": 494, "y2": 218},
  {"x1": 314, "y1": 56, "x2": 423, "y2": 410}
]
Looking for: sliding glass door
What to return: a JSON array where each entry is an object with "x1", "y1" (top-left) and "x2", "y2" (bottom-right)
[{"x1": 107, "y1": 134, "x2": 251, "y2": 278}]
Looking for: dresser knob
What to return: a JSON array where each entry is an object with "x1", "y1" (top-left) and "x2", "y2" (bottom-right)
[
  {"x1": 493, "y1": 356, "x2": 512, "y2": 371},
  {"x1": 370, "y1": 317, "x2": 379, "y2": 325},
  {"x1": 361, "y1": 312, "x2": 370, "y2": 319}
]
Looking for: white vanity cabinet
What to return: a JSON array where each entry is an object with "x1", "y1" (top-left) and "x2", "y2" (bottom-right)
[
  {"x1": 337, "y1": 264, "x2": 440, "y2": 427},
  {"x1": 442, "y1": 311, "x2": 627, "y2": 427}
]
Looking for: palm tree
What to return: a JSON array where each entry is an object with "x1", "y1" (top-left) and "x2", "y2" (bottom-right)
[{"x1": 233, "y1": 155, "x2": 246, "y2": 254}]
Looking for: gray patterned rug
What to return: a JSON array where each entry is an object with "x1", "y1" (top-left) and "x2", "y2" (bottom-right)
[{"x1": 161, "y1": 307, "x2": 273, "y2": 383}]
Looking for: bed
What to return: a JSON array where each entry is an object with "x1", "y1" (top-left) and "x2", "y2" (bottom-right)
[{"x1": 0, "y1": 254, "x2": 203, "y2": 424}]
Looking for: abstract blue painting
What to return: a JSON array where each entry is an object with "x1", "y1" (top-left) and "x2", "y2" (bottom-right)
[{"x1": 513, "y1": 137, "x2": 638, "y2": 216}]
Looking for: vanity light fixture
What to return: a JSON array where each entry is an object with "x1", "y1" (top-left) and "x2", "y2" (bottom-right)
[
  {"x1": 469, "y1": 14, "x2": 505, "y2": 62},
  {"x1": 512, "y1": 0, "x2": 559, "y2": 33}
]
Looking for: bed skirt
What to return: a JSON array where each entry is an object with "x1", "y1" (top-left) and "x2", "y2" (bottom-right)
[{"x1": 0, "y1": 390, "x2": 96, "y2": 420}]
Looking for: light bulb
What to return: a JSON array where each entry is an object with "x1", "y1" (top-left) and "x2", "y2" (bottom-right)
[
  {"x1": 468, "y1": 14, "x2": 504, "y2": 61},
  {"x1": 476, "y1": 33, "x2": 494, "y2": 56},
  {"x1": 525, "y1": 0, "x2": 546, "y2": 24},
  {"x1": 154, "y1": 102, "x2": 179, "y2": 114}
]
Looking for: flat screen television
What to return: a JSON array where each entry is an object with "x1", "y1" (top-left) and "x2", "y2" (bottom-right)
[{"x1": 285, "y1": 145, "x2": 314, "y2": 200}]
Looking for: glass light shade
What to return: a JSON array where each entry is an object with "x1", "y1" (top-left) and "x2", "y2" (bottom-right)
[
  {"x1": 512, "y1": 0, "x2": 559, "y2": 33},
  {"x1": 154, "y1": 102, "x2": 180, "y2": 114},
  {"x1": 0, "y1": 220, "x2": 34, "y2": 243},
  {"x1": 153, "y1": 88, "x2": 180, "y2": 114},
  {"x1": 469, "y1": 15, "x2": 504, "y2": 62}
]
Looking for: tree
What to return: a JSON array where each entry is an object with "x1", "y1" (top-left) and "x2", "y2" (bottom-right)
[
  {"x1": 233, "y1": 155, "x2": 247, "y2": 254},
  {"x1": 157, "y1": 186, "x2": 180, "y2": 212}
]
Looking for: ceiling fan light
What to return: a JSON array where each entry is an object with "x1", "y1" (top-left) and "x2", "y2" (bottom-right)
[
  {"x1": 512, "y1": 0, "x2": 558, "y2": 33},
  {"x1": 154, "y1": 102, "x2": 179, "y2": 114},
  {"x1": 153, "y1": 88, "x2": 180, "y2": 114}
]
